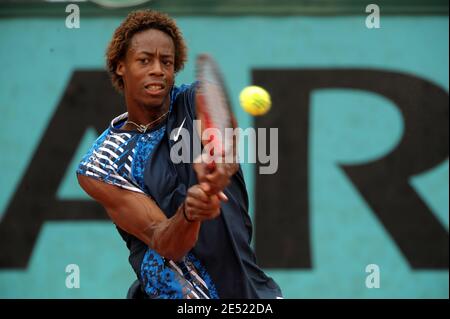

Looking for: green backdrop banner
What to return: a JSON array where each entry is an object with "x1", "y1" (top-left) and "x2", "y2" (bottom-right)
[{"x1": 0, "y1": 11, "x2": 448, "y2": 298}]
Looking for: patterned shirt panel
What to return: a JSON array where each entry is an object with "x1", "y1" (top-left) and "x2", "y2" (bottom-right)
[{"x1": 76, "y1": 112, "x2": 166, "y2": 195}]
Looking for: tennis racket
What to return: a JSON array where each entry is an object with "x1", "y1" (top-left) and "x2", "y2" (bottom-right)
[{"x1": 195, "y1": 53, "x2": 238, "y2": 167}]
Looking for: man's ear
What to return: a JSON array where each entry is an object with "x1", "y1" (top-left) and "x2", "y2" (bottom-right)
[{"x1": 116, "y1": 61, "x2": 125, "y2": 77}]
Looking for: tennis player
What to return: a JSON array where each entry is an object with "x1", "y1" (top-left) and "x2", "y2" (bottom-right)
[{"x1": 76, "y1": 9, "x2": 282, "y2": 299}]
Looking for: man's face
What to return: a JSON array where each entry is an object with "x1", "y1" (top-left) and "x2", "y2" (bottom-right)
[{"x1": 117, "y1": 28, "x2": 175, "y2": 109}]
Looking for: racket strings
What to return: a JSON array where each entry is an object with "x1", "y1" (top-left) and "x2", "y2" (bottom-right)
[{"x1": 196, "y1": 54, "x2": 237, "y2": 159}]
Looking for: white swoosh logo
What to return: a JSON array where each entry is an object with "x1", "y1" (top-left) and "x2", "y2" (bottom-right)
[{"x1": 173, "y1": 117, "x2": 186, "y2": 141}]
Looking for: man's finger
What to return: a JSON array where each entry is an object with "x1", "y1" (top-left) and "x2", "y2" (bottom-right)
[
  {"x1": 199, "y1": 182, "x2": 211, "y2": 193},
  {"x1": 205, "y1": 173, "x2": 230, "y2": 191},
  {"x1": 187, "y1": 185, "x2": 209, "y2": 202},
  {"x1": 186, "y1": 196, "x2": 217, "y2": 210}
]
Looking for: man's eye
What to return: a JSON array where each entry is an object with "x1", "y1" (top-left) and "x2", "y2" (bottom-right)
[
  {"x1": 164, "y1": 61, "x2": 173, "y2": 66},
  {"x1": 140, "y1": 58, "x2": 149, "y2": 64}
]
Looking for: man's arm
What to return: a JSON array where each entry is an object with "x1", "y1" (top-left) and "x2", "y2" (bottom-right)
[{"x1": 77, "y1": 174, "x2": 224, "y2": 261}]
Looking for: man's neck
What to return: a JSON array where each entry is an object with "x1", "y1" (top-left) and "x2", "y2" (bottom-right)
[{"x1": 125, "y1": 96, "x2": 170, "y2": 130}]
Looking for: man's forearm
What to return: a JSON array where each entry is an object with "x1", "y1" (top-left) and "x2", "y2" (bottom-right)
[
  {"x1": 144, "y1": 202, "x2": 201, "y2": 261},
  {"x1": 78, "y1": 174, "x2": 202, "y2": 262}
]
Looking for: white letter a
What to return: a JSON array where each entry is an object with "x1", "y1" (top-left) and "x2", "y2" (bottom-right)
[
  {"x1": 65, "y1": 264, "x2": 80, "y2": 288},
  {"x1": 65, "y1": 4, "x2": 80, "y2": 29},
  {"x1": 365, "y1": 4, "x2": 381, "y2": 29},
  {"x1": 365, "y1": 264, "x2": 380, "y2": 288}
]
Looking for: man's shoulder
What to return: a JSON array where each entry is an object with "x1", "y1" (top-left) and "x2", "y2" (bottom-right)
[
  {"x1": 172, "y1": 82, "x2": 198, "y2": 118},
  {"x1": 79, "y1": 112, "x2": 134, "y2": 159},
  {"x1": 174, "y1": 82, "x2": 197, "y2": 97},
  {"x1": 75, "y1": 125, "x2": 144, "y2": 194}
]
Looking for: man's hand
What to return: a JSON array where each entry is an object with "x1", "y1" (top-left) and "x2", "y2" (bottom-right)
[
  {"x1": 184, "y1": 184, "x2": 228, "y2": 222},
  {"x1": 193, "y1": 154, "x2": 239, "y2": 195}
]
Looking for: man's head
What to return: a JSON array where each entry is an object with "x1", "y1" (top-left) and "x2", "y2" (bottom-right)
[{"x1": 106, "y1": 10, "x2": 187, "y2": 108}]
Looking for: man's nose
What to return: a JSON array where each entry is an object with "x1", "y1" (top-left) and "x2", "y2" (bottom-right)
[{"x1": 149, "y1": 60, "x2": 164, "y2": 76}]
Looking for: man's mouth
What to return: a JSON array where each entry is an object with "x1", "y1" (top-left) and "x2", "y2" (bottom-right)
[{"x1": 144, "y1": 83, "x2": 165, "y2": 94}]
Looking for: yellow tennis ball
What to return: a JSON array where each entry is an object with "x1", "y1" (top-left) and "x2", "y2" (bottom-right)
[{"x1": 239, "y1": 86, "x2": 271, "y2": 116}]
